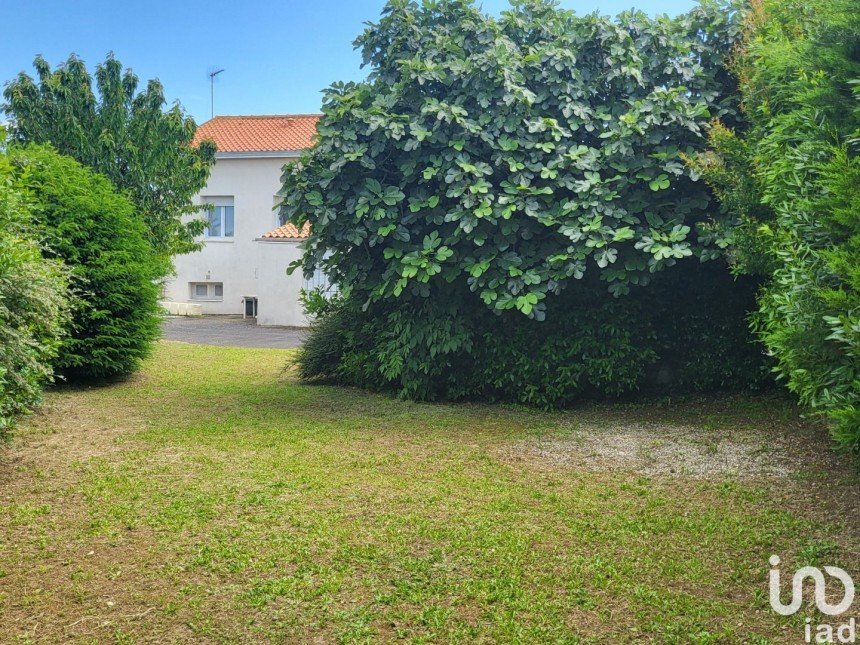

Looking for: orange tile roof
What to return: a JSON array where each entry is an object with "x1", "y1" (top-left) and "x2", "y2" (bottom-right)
[
  {"x1": 192, "y1": 114, "x2": 320, "y2": 153},
  {"x1": 261, "y1": 221, "x2": 311, "y2": 240}
]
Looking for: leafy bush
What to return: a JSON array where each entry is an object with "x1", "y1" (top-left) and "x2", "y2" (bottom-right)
[
  {"x1": 283, "y1": 0, "x2": 745, "y2": 315},
  {"x1": 288, "y1": 0, "x2": 766, "y2": 403},
  {"x1": 0, "y1": 154, "x2": 70, "y2": 431},
  {"x1": 691, "y1": 0, "x2": 860, "y2": 451},
  {"x1": 300, "y1": 261, "x2": 769, "y2": 406},
  {"x1": 9, "y1": 145, "x2": 162, "y2": 380}
]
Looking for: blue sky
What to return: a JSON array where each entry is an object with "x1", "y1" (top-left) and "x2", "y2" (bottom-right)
[{"x1": 1, "y1": 0, "x2": 697, "y2": 125}]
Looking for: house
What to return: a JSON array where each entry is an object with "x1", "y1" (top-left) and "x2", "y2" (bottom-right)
[{"x1": 162, "y1": 114, "x2": 325, "y2": 326}]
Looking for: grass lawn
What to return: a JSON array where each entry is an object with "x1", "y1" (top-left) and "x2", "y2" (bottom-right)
[{"x1": 1, "y1": 341, "x2": 858, "y2": 643}]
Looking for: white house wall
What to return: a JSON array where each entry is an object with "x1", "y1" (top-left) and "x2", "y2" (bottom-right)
[
  {"x1": 254, "y1": 240, "x2": 308, "y2": 327},
  {"x1": 163, "y1": 155, "x2": 311, "y2": 326}
]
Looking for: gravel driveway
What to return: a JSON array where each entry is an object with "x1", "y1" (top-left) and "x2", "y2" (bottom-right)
[{"x1": 162, "y1": 315, "x2": 306, "y2": 349}]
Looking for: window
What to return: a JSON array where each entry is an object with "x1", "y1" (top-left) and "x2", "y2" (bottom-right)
[
  {"x1": 303, "y1": 266, "x2": 334, "y2": 294},
  {"x1": 190, "y1": 282, "x2": 223, "y2": 301},
  {"x1": 203, "y1": 197, "x2": 234, "y2": 238}
]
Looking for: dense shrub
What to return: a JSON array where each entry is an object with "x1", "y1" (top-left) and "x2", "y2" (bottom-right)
[
  {"x1": 288, "y1": 0, "x2": 764, "y2": 404},
  {"x1": 9, "y1": 145, "x2": 162, "y2": 380},
  {"x1": 0, "y1": 154, "x2": 70, "y2": 431},
  {"x1": 284, "y1": 0, "x2": 744, "y2": 314},
  {"x1": 300, "y1": 261, "x2": 769, "y2": 406},
  {"x1": 691, "y1": 0, "x2": 860, "y2": 451}
]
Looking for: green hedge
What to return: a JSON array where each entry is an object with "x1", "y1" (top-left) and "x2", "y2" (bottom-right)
[
  {"x1": 299, "y1": 260, "x2": 770, "y2": 406},
  {"x1": 692, "y1": 0, "x2": 860, "y2": 452},
  {"x1": 9, "y1": 145, "x2": 162, "y2": 380},
  {"x1": 0, "y1": 154, "x2": 70, "y2": 431}
]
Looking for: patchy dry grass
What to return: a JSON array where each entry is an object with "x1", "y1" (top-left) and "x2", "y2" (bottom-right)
[{"x1": 0, "y1": 341, "x2": 857, "y2": 643}]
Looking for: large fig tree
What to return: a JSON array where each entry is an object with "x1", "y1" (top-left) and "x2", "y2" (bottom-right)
[{"x1": 282, "y1": 0, "x2": 743, "y2": 320}]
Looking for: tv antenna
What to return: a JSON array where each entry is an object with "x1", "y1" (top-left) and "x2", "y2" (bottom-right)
[{"x1": 208, "y1": 68, "x2": 225, "y2": 119}]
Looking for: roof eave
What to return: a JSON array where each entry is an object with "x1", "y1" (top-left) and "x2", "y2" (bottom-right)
[
  {"x1": 256, "y1": 237, "x2": 306, "y2": 242},
  {"x1": 215, "y1": 150, "x2": 303, "y2": 160}
]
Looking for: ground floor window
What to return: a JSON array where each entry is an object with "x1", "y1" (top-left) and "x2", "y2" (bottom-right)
[
  {"x1": 190, "y1": 282, "x2": 223, "y2": 301},
  {"x1": 303, "y1": 267, "x2": 332, "y2": 293}
]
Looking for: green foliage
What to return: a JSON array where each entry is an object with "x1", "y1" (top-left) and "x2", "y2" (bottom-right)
[
  {"x1": 3, "y1": 54, "x2": 215, "y2": 268},
  {"x1": 0, "y1": 154, "x2": 71, "y2": 431},
  {"x1": 288, "y1": 0, "x2": 765, "y2": 404},
  {"x1": 299, "y1": 262, "x2": 769, "y2": 406},
  {"x1": 8, "y1": 145, "x2": 162, "y2": 380},
  {"x1": 282, "y1": 0, "x2": 745, "y2": 318},
  {"x1": 691, "y1": 0, "x2": 860, "y2": 452}
]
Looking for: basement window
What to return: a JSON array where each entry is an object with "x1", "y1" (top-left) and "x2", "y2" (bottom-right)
[{"x1": 190, "y1": 282, "x2": 223, "y2": 301}]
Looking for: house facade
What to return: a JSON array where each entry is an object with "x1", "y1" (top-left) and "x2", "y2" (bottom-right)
[{"x1": 163, "y1": 114, "x2": 322, "y2": 326}]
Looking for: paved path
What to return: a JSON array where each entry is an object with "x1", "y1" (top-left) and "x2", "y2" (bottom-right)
[{"x1": 162, "y1": 316, "x2": 307, "y2": 349}]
